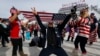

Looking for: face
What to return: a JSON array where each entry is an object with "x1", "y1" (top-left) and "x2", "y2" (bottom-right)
[
  {"x1": 83, "y1": 9, "x2": 88, "y2": 15},
  {"x1": 91, "y1": 15, "x2": 95, "y2": 18},
  {"x1": 81, "y1": 8, "x2": 89, "y2": 17},
  {"x1": 11, "y1": 9, "x2": 20, "y2": 16},
  {"x1": 48, "y1": 21, "x2": 53, "y2": 27}
]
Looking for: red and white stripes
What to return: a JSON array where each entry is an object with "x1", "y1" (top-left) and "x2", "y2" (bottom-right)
[
  {"x1": 77, "y1": 17, "x2": 90, "y2": 38},
  {"x1": 20, "y1": 11, "x2": 53, "y2": 22}
]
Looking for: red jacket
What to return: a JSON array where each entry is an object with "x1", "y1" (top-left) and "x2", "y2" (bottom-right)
[{"x1": 9, "y1": 17, "x2": 21, "y2": 39}]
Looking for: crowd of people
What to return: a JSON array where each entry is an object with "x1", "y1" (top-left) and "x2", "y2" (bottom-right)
[{"x1": 0, "y1": 6, "x2": 100, "y2": 56}]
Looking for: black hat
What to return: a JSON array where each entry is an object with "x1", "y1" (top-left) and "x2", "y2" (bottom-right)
[{"x1": 91, "y1": 13, "x2": 95, "y2": 15}]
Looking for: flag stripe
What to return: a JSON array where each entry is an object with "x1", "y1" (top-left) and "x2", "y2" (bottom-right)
[
  {"x1": 23, "y1": 14, "x2": 53, "y2": 17},
  {"x1": 20, "y1": 11, "x2": 68, "y2": 21},
  {"x1": 20, "y1": 11, "x2": 53, "y2": 14},
  {"x1": 20, "y1": 11, "x2": 53, "y2": 21}
]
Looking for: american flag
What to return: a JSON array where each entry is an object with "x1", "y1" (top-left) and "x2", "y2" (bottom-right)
[
  {"x1": 52, "y1": 13, "x2": 67, "y2": 21},
  {"x1": 20, "y1": 11, "x2": 53, "y2": 22},
  {"x1": 20, "y1": 11, "x2": 67, "y2": 22}
]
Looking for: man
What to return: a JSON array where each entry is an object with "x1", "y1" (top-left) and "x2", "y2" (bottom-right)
[
  {"x1": 0, "y1": 18, "x2": 8, "y2": 47},
  {"x1": 31, "y1": 8, "x2": 72, "y2": 56}
]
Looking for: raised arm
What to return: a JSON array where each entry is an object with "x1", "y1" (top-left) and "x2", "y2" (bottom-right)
[
  {"x1": 9, "y1": 8, "x2": 20, "y2": 22},
  {"x1": 59, "y1": 14, "x2": 72, "y2": 30},
  {"x1": 31, "y1": 8, "x2": 46, "y2": 29},
  {"x1": 9, "y1": 13, "x2": 18, "y2": 22}
]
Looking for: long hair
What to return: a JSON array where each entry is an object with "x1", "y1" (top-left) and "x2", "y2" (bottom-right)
[{"x1": 80, "y1": 8, "x2": 89, "y2": 18}]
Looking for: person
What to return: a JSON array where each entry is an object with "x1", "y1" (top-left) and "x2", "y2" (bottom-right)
[
  {"x1": 57, "y1": 21, "x2": 66, "y2": 43},
  {"x1": 31, "y1": 8, "x2": 72, "y2": 56},
  {"x1": 33, "y1": 22, "x2": 39, "y2": 37},
  {"x1": 6, "y1": 20, "x2": 11, "y2": 39},
  {"x1": 98, "y1": 19, "x2": 100, "y2": 38},
  {"x1": 29, "y1": 24, "x2": 34, "y2": 36},
  {"x1": 0, "y1": 18, "x2": 9, "y2": 47},
  {"x1": 2, "y1": 19, "x2": 10, "y2": 45},
  {"x1": 25, "y1": 24, "x2": 31, "y2": 40},
  {"x1": 66, "y1": 6, "x2": 77, "y2": 42},
  {"x1": 88, "y1": 13, "x2": 98, "y2": 45},
  {"x1": 62, "y1": 28, "x2": 66, "y2": 42},
  {"x1": 0, "y1": 18, "x2": 2, "y2": 43},
  {"x1": 66, "y1": 20, "x2": 75, "y2": 42},
  {"x1": 33, "y1": 22, "x2": 39, "y2": 45},
  {"x1": 21, "y1": 25, "x2": 26, "y2": 41},
  {"x1": 9, "y1": 7, "x2": 27, "y2": 56},
  {"x1": 72, "y1": 8, "x2": 90, "y2": 56}
]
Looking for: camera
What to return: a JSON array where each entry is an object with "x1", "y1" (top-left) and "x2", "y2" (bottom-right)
[
  {"x1": 71, "y1": 6, "x2": 77, "y2": 20},
  {"x1": 71, "y1": 6, "x2": 77, "y2": 14}
]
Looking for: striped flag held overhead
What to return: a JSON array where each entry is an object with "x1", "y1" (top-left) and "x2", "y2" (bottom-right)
[
  {"x1": 20, "y1": 11, "x2": 53, "y2": 21},
  {"x1": 20, "y1": 11, "x2": 68, "y2": 22}
]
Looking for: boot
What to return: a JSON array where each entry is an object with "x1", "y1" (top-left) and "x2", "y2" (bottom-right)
[
  {"x1": 81, "y1": 53, "x2": 87, "y2": 56},
  {"x1": 89, "y1": 42, "x2": 93, "y2": 45},
  {"x1": 71, "y1": 37, "x2": 74, "y2": 42},
  {"x1": 72, "y1": 49, "x2": 79, "y2": 56},
  {"x1": 12, "y1": 52, "x2": 17, "y2": 56},
  {"x1": 19, "y1": 51, "x2": 28, "y2": 56},
  {"x1": 66, "y1": 36, "x2": 70, "y2": 41}
]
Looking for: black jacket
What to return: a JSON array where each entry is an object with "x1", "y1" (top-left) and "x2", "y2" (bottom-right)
[
  {"x1": 35, "y1": 14, "x2": 71, "y2": 48},
  {"x1": 0, "y1": 24, "x2": 8, "y2": 36}
]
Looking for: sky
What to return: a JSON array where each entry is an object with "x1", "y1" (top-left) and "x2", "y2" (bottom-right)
[{"x1": 0, "y1": 0, "x2": 100, "y2": 18}]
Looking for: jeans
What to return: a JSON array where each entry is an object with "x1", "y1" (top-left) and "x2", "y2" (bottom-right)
[
  {"x1": 74, "y1": 36, "x2": 88, "y2": 53},
  {"x1": 39, "y1": 46, "x2": 68, "y2": 56},
  {"x1": 11, "y1": 38, "x2": 23, "y2": 56},
  {"x1": 1, "y1": 34, "x2": 9, "y2": 46}
]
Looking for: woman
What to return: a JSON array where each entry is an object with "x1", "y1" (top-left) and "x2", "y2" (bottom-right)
[
  {"x1": 9, "y1": 7, "x2": 27, "y2": 56},
  {"x1": 72, "y1": 8, "x2": 90, "y2": 56},
  {"x1": 89, "y1": 13, "x2": 98, "y2": 45},
  {"x1": 67, "y1": 20, "x2": 75, "y2": 42}
]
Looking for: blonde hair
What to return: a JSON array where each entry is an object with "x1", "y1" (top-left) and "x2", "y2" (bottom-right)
[{"x1": 80, "y1": 8, "x2": 89, "y2": 18}]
